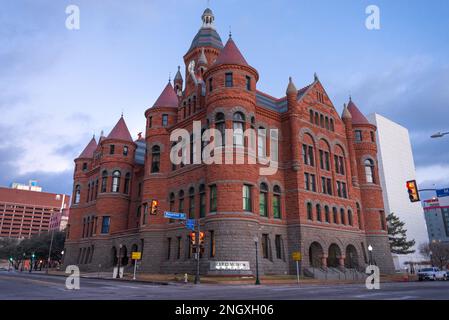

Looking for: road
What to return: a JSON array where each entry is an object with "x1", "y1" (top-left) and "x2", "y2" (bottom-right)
[{"x1": 1, "y1": 271, "x2": 448, "y2": 300}]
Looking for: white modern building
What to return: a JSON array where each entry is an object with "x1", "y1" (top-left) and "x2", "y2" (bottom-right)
[{"x1": 367, "y1": 113, "x2": 428, "y2": 270}]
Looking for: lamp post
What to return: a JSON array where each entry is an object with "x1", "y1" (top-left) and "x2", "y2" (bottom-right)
[
  {"x1": 431, "y1": 131, "x2": 449, "y2": 139},
  {"x1": 368, "y1": 245, "x2": 373, "y2": 266},
  {"x1": 116, "y1": 244, "x2": 122, "y2": 279},
  {"x1": 254, "y1": 236, "x2": 260, "y2": 285},
  {"x1": 46, "y1": 209, "x2": 55, "y2": 274}
]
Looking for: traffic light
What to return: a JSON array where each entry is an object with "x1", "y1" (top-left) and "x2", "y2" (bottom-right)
[
  {"x1": 150, "y1": 199, "x2": 159, "y2": 215},
  {"x1": 190, "y1": 232, "x2": 205, "y2": 246},
  {"x1": 406, "y1": 180, "x2": 420, "y2": 203},
  {"x1": 199, "y1": 232, "x2": 205, "y2": 246}
]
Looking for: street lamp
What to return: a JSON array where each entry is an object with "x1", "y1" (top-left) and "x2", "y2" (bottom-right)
[
  {"x1": 116, "y1": 244, "x2": 122, "y2": 279},
  {"x1": 254, "y1": 236, "x2": 260, "y2": 285},
  {"x1": 368, "y1": 245, "x2": 373, "y2": 266},
  {"x1": 46, "y1": 209, "x2": 55, "y2": 274},
  {"x1": 431, "y1": 131, "x2": 449, "y2": 139}
]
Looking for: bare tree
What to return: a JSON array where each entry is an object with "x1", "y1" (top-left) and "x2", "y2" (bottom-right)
[{"x1": 419, "y1": 242, "x2": 449, "y2": 269}]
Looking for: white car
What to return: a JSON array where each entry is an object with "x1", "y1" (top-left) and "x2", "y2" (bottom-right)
[{"x1": 418, "y1": 267, "x2": 447, "y2": 281}]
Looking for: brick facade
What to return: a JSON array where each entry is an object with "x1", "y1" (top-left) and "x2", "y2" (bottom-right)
[{"x1": 64, "y1": 8, "x2": 395, "y2": 275}]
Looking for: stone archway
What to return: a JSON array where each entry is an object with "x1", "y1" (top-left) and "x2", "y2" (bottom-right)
[
  {"x1": 309, "y1": 242, "x2": 324, "y2": 267},
  {"x1": 345, "y1": 245, "x2": 359, "y2": 268},
  {"x1": 111, "y1": 247, "x2": 118, "y2": 267},
  {"x1": 327, "y1": 244, "x2": 342, "y2": 268},
  {"x1": 121, "y1": 245, "x2": 128, "y2": 266}
]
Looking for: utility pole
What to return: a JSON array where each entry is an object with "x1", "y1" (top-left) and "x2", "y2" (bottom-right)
[{"x1": 46, "y1": 209, "x2": 55, "y2": 274}]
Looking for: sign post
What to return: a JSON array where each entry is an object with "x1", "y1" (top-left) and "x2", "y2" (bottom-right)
[
  {"x1": 131, "y1": 251, "x2": 142, "y2": 280},
  {"x1": 292, "y1": 251, "x2": 302, "y2": 286}
]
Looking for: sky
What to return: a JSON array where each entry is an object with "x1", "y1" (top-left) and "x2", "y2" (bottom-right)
[{"x1": 0, "y1": 0, "x2": 448, "y2": 197}]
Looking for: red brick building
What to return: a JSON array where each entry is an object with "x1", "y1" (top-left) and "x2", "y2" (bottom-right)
[
  {"x1": 64, "y1": 8, "x2": 394, "y2": 276},
  {"x1": 0, "y1": 187, "x2": 70, "y2": 239}
]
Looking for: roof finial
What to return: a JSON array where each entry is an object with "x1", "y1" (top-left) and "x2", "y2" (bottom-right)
[
  {"x1": 121, "y1": 109, "x2": 124, "y2": 118},
  {"x1": 93, "y1": 133, "x2": 95, "y2": 139},
  {"x1": 168, "y1": 72, "x2": 171, "y2": 83},
  {"x1": 100, "y1": 130, "x2": 104, "y2": 137},
  {"x1": 229, "y1": 25, "x2": 232, "y2": 39},
  {"x1": 349, "y1": 94, "x2": 352, "y2": 102},
  {"x1": 314, "y1": 72, "x2": 319, "y2": 81}
]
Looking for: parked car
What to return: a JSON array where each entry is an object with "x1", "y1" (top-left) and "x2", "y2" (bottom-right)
[
  {"x1": 0, "y1": 267, "x2": 8, "y2": 272},
  {"x1": 417, "y1": 267, "x2": 447, "y2": 281}
]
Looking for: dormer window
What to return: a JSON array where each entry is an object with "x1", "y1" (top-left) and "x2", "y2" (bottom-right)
[{"x1": 225, "y1": 73, "x2": 233, "y2": 87}]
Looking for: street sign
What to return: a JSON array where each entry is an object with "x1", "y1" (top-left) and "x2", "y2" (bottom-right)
[
  {"x1": 292, "y1": 252, "x2": 302, "y2": 261},
  {"x1": 437, "y1": 188, "x2": 449, "y2": 198},
  {"x1": 186, "y1": 219, "x2": 196, "y2": 231},
  {"x1": 131, "y1": 252, "x2": 142, "y2": 260},
  {"x1": 164, "y1": 211, "x2": 186, "y2": 220}
]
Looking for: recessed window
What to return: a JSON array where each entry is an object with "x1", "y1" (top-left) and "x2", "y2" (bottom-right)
[
  {"x1": 199, "y1": 184, "x2": 206, "y2": 218},
  {"x1": 151, "y1": 145, "x2": 160, "y2": 173},
  {"x1": 243, "y1": 184, "x2": 252, "y2": 212},
  {"x1": 111, "y1": 171, "x2": 121, "y2": 193},
  {"x1": 101, "y1": 216, "x2": 110, "y2": 234},
  {"x1": 162, "y1": 114, "x2": 168, "y2": 127},
  {"x1": 209, "y1": 185, "x2": 217, "y2": 212},
  {"x1": 233, "y1": 112, "x2": 245, "y2": 146},
  {"x1": 355, "y1": 130, "x2": 363, "y2": 142},
  {"x1": 74, "y1": 185, "x2": 81, "y2": 204},
  {"x1": 307, "y1": 202, "x2": 313, "y2": 220},
  {"x1": 110, "y1": 145, "x2": 115, "y2": 155},
  {"x1": 215, "y1": 112, "x2": 225, "y2": 147},
  {"x1": 124, "y1": 173, "x2": 131, "y2": 194},
  {"x1": 370, "y1": 131, "x2": 375, "y2": 142},
  {"x1": 188, "y1": 187, "x2": 195, "y2": 219},
  {"x1": 148, "y1": 116, "x2": 152, "y2": 128},
  {"x1": 259, "y1": 183, "x2": 268, "y2": 217},
  {"x1": 225, "y1": 72, "x2": 233, "y2": 87},
  {"x1": 262, "y1": 234, "x2": 269, "y2": 259},
  {"x1": 82, "y1": 163, "x2": 88, "y2": 171},
  {"x1": 273, "y1": 186, "x2": 281, "y2": 219},
  {"x1": 101, "y1": 171, "x2": 108, "y2": 193},
  {"x1": 275, "y1": 235, "x2": 283, "y2": 259},
  {"x1": 364, "y1": 159, "x2": 375, "y2": 183},
  {"x1": 246, "y1": 76, "x2": 251, "y2": 91},
  {"x1": 123, "y1": 146, "x2": 128, "y2": 156}
]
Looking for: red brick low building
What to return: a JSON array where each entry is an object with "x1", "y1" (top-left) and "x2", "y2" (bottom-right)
[
  {"x1": 64, "y1": 8, "x2": 394, "y2": 276},
  {"x1": 0, "y1": 187, "x2": 70, "y2": 239}
]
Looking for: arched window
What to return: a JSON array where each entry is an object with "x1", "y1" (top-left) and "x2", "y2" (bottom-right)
[
  {"x1": 316, "y1": 204, "x2": 322, "y2": 222},
  {"x1": 111, "y1": 170, "x2": 121, "y2": 193},
  {"x1": 101, "y1": 170, "x2": 108, "y2": 193},
  {"x1": 178, "y1": 190, "x2": 184, "y2": 213},
  {"x1": 307, "y1": 202, "x2": 313, "y2": 220},
  {"x1": 87, "y1": 183, "x2": 91, "y2": 202},
  {"x1": 188, "y1": 187, "x2": 195, "y2": 219},
  {"x1": 233, "y1": 112, "x2": 245, "y2": 146},
  {"x1": 74, "y1": 185, "x2": 81, "y2": 204},
  {"x1": 314, "y1": 112, "x2": 319, "y2": 125},
  {"x1": 309, "y1": 110, "x2": 314, "y2": 123},
  {"x1": 333, "y1": 207, "x2": 338, "y2": 224},
  {"x1": 169, "y1": 193, "x2": 175, "y2": 211},
  {"x1": 364, "y1": 159, "x2": 375, "y2": 183},
  {"x1": 199, "y1": 184, "x2": 206, "y2": 218},
  {"x1": 215, "y1": 112, "x2": 225, "y2": 146},
  {"x1": 124, "y1": 173, "x2": 131, "y2": 194},
  {"x1": 259, "y1": 183, "x2": 268, "y2": 217},
  {"x1": 325, "y1": 117, "x2": 329, "y2": 130},
  {"x1": 324, "y1": 205, "x2": 330, "y2": 223},
  {"x1": 356, "y1": 203, "x2": 362, "y2": 229},
  {"x1": 258, "y1": 127, "x2": 266, "y2": 158},
  {"x1": 273, "y1": 185, "x2": 281, "y2": 219},
  {"x1": 348, "y1": 209, "x2": 353, "y2": 226},
  {"x1": 151, "y1": 145, "x2": 161, "y2": 173},
  {"x1": 330, "y1": 119, "x2": 335, "y2": 131},
  {"x1": 340, "y1": 208, "x2": 346, "y2": 225}
]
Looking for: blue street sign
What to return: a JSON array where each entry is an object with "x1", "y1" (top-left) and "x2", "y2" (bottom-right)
[
  {"x1": 164, "y1": 211, "x2": 186, "y2": 220},
  {"x1": 436, "y1": 188, "x2": 449, "y2": 198},
  {"x1": 186, "y1": 219, "x2": 196, "y2": 231}
]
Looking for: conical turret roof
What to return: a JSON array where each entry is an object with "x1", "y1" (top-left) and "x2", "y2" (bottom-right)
[
  {"x1": 78, "y1": 136, "x2": 97, "y2": 158},
  {"x1": 214, "y1": 37, "x2": 249, "y2": 67},
  {"x1": 106, "y1": 116, "x2": 133, "y2": 142},
  {"x1": 152, "y1": 82, "x2": 178, "y2": 108},
  {"x1": 347, "y1": 98, "x2": 370, "y2": 125}
]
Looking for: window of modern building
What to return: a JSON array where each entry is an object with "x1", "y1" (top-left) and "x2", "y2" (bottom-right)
[
  {"x1": 364, "y1": 159, "x2": 375, "y2": 183},
  {"x1": 225, "y1": 72, "x2": 233, "y2": 87},
  {"x1": 101, "y1": 216, "x2": 110, "y2": 234},
  {"x1": 199, "y1": 184, "x2": 206, "y2": 218},
  {"x1": 215, "y1": 112, "x2": 225, "y2": 147},
  {"x1": 188, "y1": 187, "x2": 195, "y2": 219},
  {"x1": 151, "y1": 145, "x2": 161, "y2": 173},
  {"x1": 209, "y1": 185, "x2": 217, "y2": 212},
  {"x1": 275, "y1": 235, "x2": 283, "y2": 259},
  {"x1": 273, "y1": 185, "x2": 281, "y2": 219},
  {"x1": 262, "y1": 234, "x2": 269, "y2": 259},
  {"x1": 123, "y1": 146, "x2": 128, "y2": 156},
  {"x1": 111, "y1": 170, "x2": 121, "y2": 193},
  {"x1": 233, "y1": 112, "x2": 245, "y2": 146},
  {"x1": 162, "y1": 114, "x2": 168, "y2": 127},
  {"x1": 243, "y1": 184, "x2": 252, "y2": 212},
  {"x1": 307, "y1": 202, "x2": 313, "y2": 220},
  {"x1": 124, "y1": 173, "x2": 131, "y2": 194},
  {"x1": 110, "y1": 145, "x2": 115, "y2": 155},
  {"x1": 355, "y1": 130, "x2": 363, "y2": 142},
  {"x1": 259, "y1": 183, "x2": 268, "y2": 217}
]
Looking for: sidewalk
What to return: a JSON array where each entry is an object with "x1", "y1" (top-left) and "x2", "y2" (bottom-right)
[{"x1": 44, "y1": 270, "x2": 418, "y2": 286}]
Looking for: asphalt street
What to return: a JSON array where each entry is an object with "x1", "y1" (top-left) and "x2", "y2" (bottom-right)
[{"x1": 0, "y1": 271, "x2": 448, "y2": 300}]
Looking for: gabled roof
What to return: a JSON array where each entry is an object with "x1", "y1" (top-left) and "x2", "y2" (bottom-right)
[
  {"x1": 152, "y1": 82, "x2": 178, "y2": 108},
  {"x1": 214, "y1": 37, "x2": 249, "y2": 67},
  {"x1": 106, "y1": 116, "x2": 133, "y2": 142},
  {"x1": 256, "y1": 84, "x2": 312, "y2": 113},
  {"x1": 347, "y1": 99, "x2": 370, "y2": 125},
  {"x1": 78, "y1": 137, "x2": 97, "y2": 159}
]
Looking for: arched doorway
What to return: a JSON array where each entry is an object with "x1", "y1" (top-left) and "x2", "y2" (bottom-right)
[
  {"x1": 121, "y1": 245, "x2": 128, "y2": 266},
  {"x1": 327, "y1": 244, "x2": 342, "y2": 268},
  {"x1": 309, "y1": 242, "x2": 324, "y2": 267},
  {"x1": 111, "y1": 247, "x2": 118, "y2": 267},
  {"x1": 345, "y1": 245, "x2": 359, "y2": 268}
]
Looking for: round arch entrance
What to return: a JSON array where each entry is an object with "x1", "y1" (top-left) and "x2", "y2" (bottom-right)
[
  {"x1": 327, "y1": 244, "x2": 342, "y2": 268},
  {"x1": 345, "y1": 245, "x2": 359, "y2": 268},
  {"x1": 309, "y1": 242, "x2": 324, "y2": 267}
]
